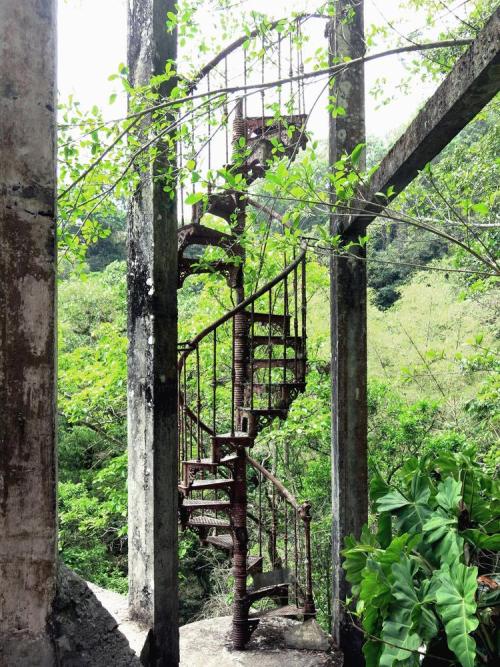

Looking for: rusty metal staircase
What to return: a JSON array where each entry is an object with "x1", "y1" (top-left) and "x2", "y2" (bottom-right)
[{"x1": 176, "y1": 106, "x2": 315, "y2": 650}]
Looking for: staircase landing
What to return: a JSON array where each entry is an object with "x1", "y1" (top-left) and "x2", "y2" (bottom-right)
[{"x1": 179, "y1": 616, "x2": 342, "y2": 667}]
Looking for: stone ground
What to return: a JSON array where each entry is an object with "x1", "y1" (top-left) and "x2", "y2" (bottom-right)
[
  {"x1": 89, "y1": 581, "x2": 343, "y2": 666},
  {"x1": 179, "y1": 616, "x2": 343, "y2": 667}
]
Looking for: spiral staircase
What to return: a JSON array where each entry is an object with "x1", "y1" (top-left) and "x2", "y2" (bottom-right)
[{"x1": 176, "y1": 104, "x2": 315, "y2": 650}]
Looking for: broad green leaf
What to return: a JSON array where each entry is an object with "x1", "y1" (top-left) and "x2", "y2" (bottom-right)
[
  {"x1": 436, "y1": 477, "x2": 462, "y2": 513},
  {"x1": 377, "y1": 488, "x2": 410, "y2": 513},
  {"x1": 379, "y1": 607, "x2": 420, "y2": 667},
  {"x1": 379, "y1": 475, "x2": 432, "y2": 536},
  {"x1": 435, "y1": 562, "x2": 479, "y2": 667},
  {"x1": 462, "y1": 529, "x2": 500, "y2": 551},
  {"x1": 371, "y1": 473, "x2": 392, "y2": 547},
  {"x1": 363, "y1": 638, "x2": 382, "y2": 667}
]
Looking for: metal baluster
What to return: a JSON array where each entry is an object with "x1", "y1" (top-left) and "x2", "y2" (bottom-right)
[
  {"x1": 231, "y1": 317, "x2": 236, "y2": 435},
  {"x1": 243, "y1": 50, "x2": 247, "y2": 119},
  {"x1": 296, "y1": 20, "x2": 302, "y2": 116},
  {"x1": 261, "y1": 35, "x2": 265, "y2": 153},
  {"x1": 179, "y1": 137, "x2": 185, "y2": 225},
  {"x1": 212, "y1": 329, "x2": 217, "y2": 440},
  {"x1": 207, "y1": 71, "x2": 212, "y2": 195},
  {"x1": 189, "y1": 395, "x2": 193, "y2": 462},
  {"x1": 294, "y1": 510, "x2": 299, "y2": 607},
  {"x1": 271, "y1": 481, "x2": 276, "y2": 569},
  {"x1": 258, "y1": 470, "x2": 263, "y2": 558},
  {"x1": 278, "y1": 31, "x2": 282, "y2": 143},
  {"x1": 250, "y1": 302, "x2": 255, "y2": 411},
  {"x1": 300, "y1": 502, "x2": 315, "y2": 617},
  {"x1": 178, "y1": 364, "x2": 182, "y2": 480},
  {"x1": 284, "y1": 502, "x2": 288, "y2": 570},
  {"x1": 224, "y1": 57, "x2": 229, "y2": 165},
  {"x1": 293, "y1": 263, "x2": 298, "y2": 380},
  {"x1": 301, "y1": 254, "x2": 307, "y2": 374},
  {"x1": 268, "y1": 289, "x2": 272, "y2": 409},
  {"x1": 196, "y1": 345, "x2": 201, "y2": 461},
  {"x1": 283, "y1": 273, "x2": 288, "y2": 389}
]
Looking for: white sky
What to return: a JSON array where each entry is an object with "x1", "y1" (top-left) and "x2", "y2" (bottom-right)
[{"x1": 57, "y1": 0, "x2": 462, "y2": 141}]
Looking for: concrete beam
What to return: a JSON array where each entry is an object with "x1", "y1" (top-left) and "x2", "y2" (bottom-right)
[
  {"x1": 328, "y1": 2, "x2": 367, "y2": 664},
  {"x1": 127, "y1": 1, "x2": 179, "y2": 664},
  {"x1": 344, "y1": 7, "x2": 500, "y2": 238},
  {"x1": 0, "y1": 0, "x2": 57, "y2": 664}
]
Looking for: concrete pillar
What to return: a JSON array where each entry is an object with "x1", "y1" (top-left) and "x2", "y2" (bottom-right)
[
  {"x1": 328, "y1": 1, "x2": 367, "y2": 664},
  {"x1": 127, "y1": 1, "x2": 179, "y2": 664},
  {"x1": 0, "y1": 1, "x2": 58, "y2": 664}
]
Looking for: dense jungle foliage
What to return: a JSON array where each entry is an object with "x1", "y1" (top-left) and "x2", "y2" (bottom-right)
[{"x1": 56, "y1": 1, "x2": 499, "y2": 664}]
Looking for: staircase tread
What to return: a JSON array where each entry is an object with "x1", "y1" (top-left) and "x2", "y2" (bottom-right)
[
  {"x1": 249, "y1": 583, "x2": 290, "y2": 595},
  {"x1": 248, "y1": 312, "x2": 291, "y2": 329},
  {"x1": 250, "y1": 605, "x2": 304, "y2": 619},
  {"x1": 182, "y1": 454, "x2": 239, "y2": 466},
  {"x1": 189, "y1": 478, "x2": 234, "y2": 489},
  {"x1": 250, "y1": 358, "x2": 305, "y2": 371},
  {"x1": 249, "y1": 381, "x2": 305, "y2": 387},
  {"x1": 252, "y1": 357, "x2": 304, "y2": 363},
  {"x1": 188, "y1": 515, "x2": 230, "y2": 528},
  {"x1": 213, "y1": 432, "x2": 255, "y2": 444},
  {"x1": 251, "y1": 335, "x2": 302, "y2": 345},
  {"x1": 239, "y1": 407, "x2": 288, "y2": 415},
  {"x1": 182, "y1": 458, "x2": 218, "y2": 466},
  {"x1": 183, "y1": 499, "x2": 231, "y2": 509},
  {"x1": 247, "y1": 583, "x2": 290, "y2": 602},
  {"x1": 205, "y1": 534, "x2": 233, "y2": 550},
  {"x1": 247, "y1": 555, "x2": 264, "y2": 567},
  {"x1": 250, "y1": 312, "x2": 291, "y2": 320}
]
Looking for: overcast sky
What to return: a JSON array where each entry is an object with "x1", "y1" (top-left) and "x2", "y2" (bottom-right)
[{"x1": 57, "y1": 0, "x2": 461, "y2": 141}]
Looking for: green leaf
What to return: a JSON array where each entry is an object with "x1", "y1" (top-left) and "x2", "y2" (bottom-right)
[
  {"x1": 379, "y1": 607, "x2": 420, "y2": 667},
  {"x1": 436, "y1": 477, "x2": 462, "y2": 513},
  {"x1": 185, "y1": 192, "x2": 203, "y2": 205},
  {"x1": 462, "y1": 529, "x2": 500, "y2": 551},
  {"x1": 351, "y1": 142, "x2": 365, "y2": 166},
  {"x1": 363, "y1": 639, "x2": 382, "y2": 667},
  {"x1": 377, "y1": 488, "x2": 409, "y2": 513},
  {"x1": 435, "y1": 562, "x2": 479, "y2": 667},
  {"x1": 370, "y1": 473, "x2": 392, "y2": 547},
  {"x1": 378, "y1": 475, "x2": 432, "y2": 535},
  {"x1": 422, "y1": 511, "x2": 462, "y2": 566}
]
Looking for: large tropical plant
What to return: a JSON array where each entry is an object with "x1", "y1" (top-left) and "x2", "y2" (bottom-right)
[{"x1": 342, "y1": 450, "x2": 499, "y2": 666}]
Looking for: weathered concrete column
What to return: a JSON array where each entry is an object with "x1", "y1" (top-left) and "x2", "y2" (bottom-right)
[
  {"x1": 0, "y1": 1, "x2": 58, "y2": 664},
  {"x1": 329, "y1": 1, "x2": 367, "y2": 664},
  {"x1": 127, "y1": 1, "x2": 179, "y2": 664}
]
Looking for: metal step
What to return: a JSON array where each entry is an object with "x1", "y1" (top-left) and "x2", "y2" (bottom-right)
[
  {"x1": 250, "y1": 335, "x2": 303, "y2": 349},
  {"x1": 247, "y1": 555, "x2": 264, "y2": 575},
  {"x1": 239, "y1": 407, "x2": 287, "y2": 418},
  {"x1": 249, "y1": 381, "x2": 305, "y2": 396},
  {"x1": 188, "y1": 515, "x2": 230, "y2": 529},
  {"x1": 212, "y1": 432, "x2": 254, "y2": 447},
  {"x1": 250, "y1": 358, "x2": 305, "y2": 371},
  {"x1": 248, "y1": 312, "x2": 290, "y2": 332},
  {"x1": 205, "y1": 533, "x2": 233, "y2": 552},
  {"x1": 247, "y1": 583, "x2": 290, "y2": 604},
  {"x1": 182, "y1": 458, "x2": 218, "y2": 469},
  {"x1": 182, "y1": 499, "x2": 231, "y2": 512},
  {"x1": 250, "y1": 605, "x2": 304, "y2": 619},
  {"x1": 188, "y1": 478, "x2": 234, "y2": 491},
  {"x1": 182, "y1": 454, "x2": 240, "y2": 468},
  {"x1": 178, "y1": 257, "x2": 240, "y2": 289}
]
